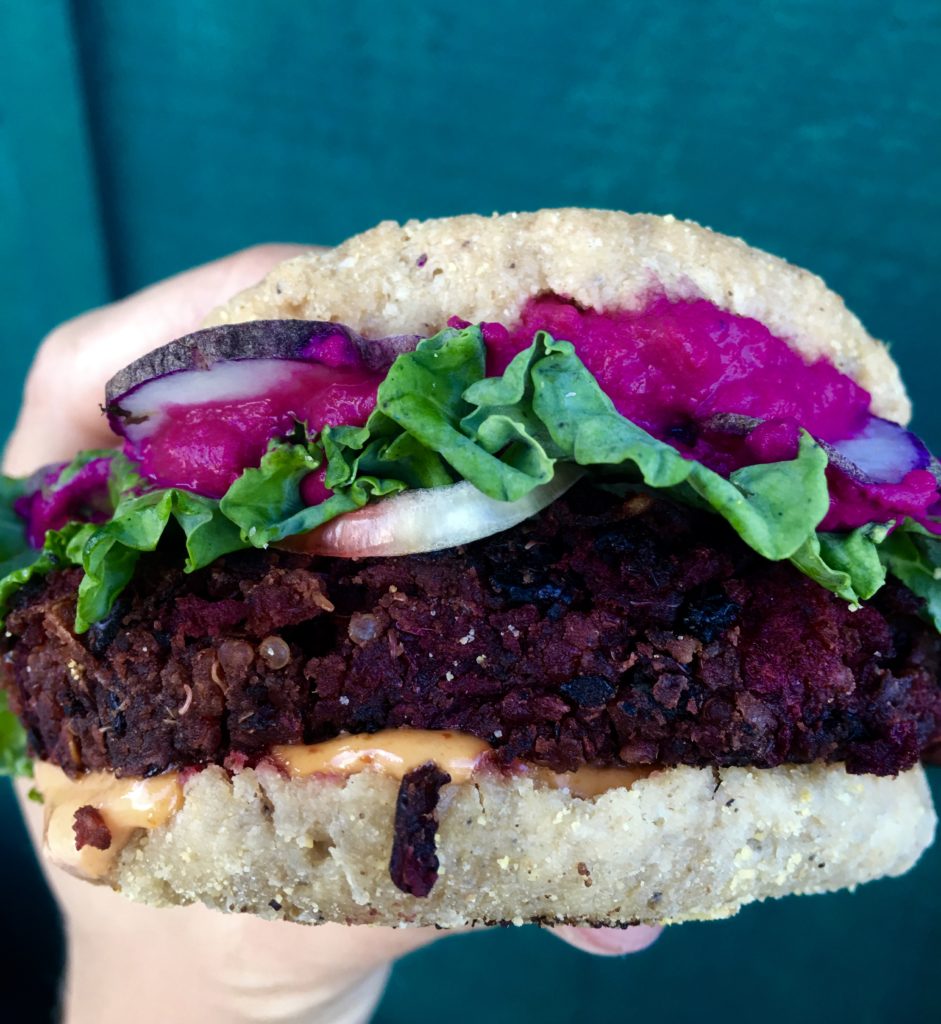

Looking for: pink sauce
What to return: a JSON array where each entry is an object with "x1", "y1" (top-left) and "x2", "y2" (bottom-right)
[
  {"x1": 473, "y1": 297, "x2": 934, "y2": 531},
  {"x1": 117, "y1": 296, "x2": 937, "y2": 534},
  {"x1": 134, "y1": 364, "x2": 382, "y2": 499},
  {"x1": 300, "y1": 464, "x2": 332, "y2": 506},
  {"x1": 822, "y1": 468, "x2": 939, "y2": 532},
  {"x1": 485, "y1": 296, "x2": 871, "y2": 443},
  {"x1": 15, "y1": 457, "x2": 113, "y2": 548}
]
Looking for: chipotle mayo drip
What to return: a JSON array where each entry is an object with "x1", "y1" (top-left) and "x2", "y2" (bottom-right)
[
  {"x1": 271, "y1": 729, "x2": 653, "y2": 798},
  {"x1": 35, "y1": 730, "x2": 652, "y2": 882},
  {"x1": 271, "y1": 729, "x2": 491, "y2": 782},
  {"x1": 34, "y1": 761, "x2": 183, "y2": 882}
]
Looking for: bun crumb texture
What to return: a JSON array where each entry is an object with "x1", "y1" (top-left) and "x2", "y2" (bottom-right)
[{"x1": 113, "y1": 763, "x2": 935, "y2": 926}]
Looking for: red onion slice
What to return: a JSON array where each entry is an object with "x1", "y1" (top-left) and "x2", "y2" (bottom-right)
[
  {"x1": 105, "y1": 320, "x2": 419, "y2": 413},
  {"x1": 103, "y1": 321, "x2": 421, "y2": 498},
  {"x1": 279, "y1": 466, "x2": 584, "y2": 559},
  {"x1": 828, "y1": 417, "x2": 930, "y2": 485}
]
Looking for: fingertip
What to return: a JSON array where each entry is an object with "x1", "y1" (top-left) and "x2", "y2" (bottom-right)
[{"x1": 551, "y1": 924, "x2": 662, "y2": 957}]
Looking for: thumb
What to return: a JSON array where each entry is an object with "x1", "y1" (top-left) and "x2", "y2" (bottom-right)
[{"x1": 551, "y1": 923, "x2": 662, "y2": 955}]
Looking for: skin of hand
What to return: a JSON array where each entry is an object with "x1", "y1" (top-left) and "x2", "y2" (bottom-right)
[{"x1": 5, "y1": 245, "x2": 661, "y2": 1024}]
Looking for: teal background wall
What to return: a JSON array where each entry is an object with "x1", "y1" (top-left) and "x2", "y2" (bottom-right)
[{"x1": 1, "y1": 1, "x2": 939, "y2": 1020}]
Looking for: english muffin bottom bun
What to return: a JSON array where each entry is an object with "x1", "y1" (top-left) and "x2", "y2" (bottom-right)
[{"x1": 1, "y1": 210, "x2": 939, "y2": 927}]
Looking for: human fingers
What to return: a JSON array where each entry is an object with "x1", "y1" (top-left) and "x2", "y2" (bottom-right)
[
  {"x1": 18, "y1": 775, "x2": 656, "y2": 1024},
  {"x1": 15, "y1": 781, "x2": 447, "y2": 1024},
  {"x1": 551, "y1": 923, "x2": 663, "y2": 956},
  {"x1": 4, "y1": 243, "x2": 312, "y2": 476}
]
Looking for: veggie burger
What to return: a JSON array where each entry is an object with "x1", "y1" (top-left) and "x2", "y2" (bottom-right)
[{"x1": 1, "y1": 210, "x2": 938, "y2": 927}]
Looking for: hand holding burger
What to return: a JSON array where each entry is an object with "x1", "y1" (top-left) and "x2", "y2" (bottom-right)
[{"x1": 6, "y1": 241, "x2": 653, "y2": 1024}]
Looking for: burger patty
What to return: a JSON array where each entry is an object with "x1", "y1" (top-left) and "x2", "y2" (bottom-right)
[{"x1": 3, "y1": 483, "x2": 941, "y2": 778}]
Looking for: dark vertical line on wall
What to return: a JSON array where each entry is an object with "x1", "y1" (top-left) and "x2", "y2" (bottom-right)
[{"x1": 66, "y1": 0, "x2": 119, "y2": 301}]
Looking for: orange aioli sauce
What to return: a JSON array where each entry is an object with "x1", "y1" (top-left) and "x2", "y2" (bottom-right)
[
  {"x1": 271, "y1": 729, "x2": 652, "y2": 798},
  {"x1": 33, "y1": 761, "x2": 183, "y2": 882},
  {"x1": 35, "y1": 730, "x2": 652, "y2": 881}
]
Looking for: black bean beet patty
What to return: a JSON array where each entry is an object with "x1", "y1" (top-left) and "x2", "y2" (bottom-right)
[{"x1": 3, "y1": 483, "x2": 940, "y2": 779}]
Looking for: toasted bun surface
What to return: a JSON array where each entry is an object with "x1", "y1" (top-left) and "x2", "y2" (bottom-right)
[
  {"x1": 113, "y1": 763, "x2": 935, "y2": 927},
  {"x1": 206, "y1": 209, "x2": 910, "y2": 423},
  {"x1": 141, "y1": 210, "x2": 924, "y2": 926}
]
